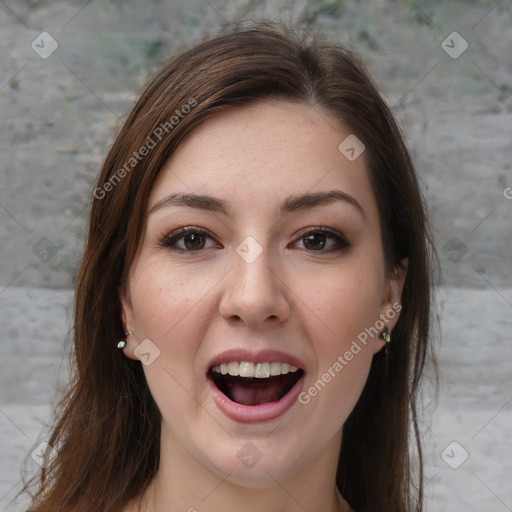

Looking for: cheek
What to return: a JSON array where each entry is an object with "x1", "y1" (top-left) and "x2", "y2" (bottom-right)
[
  {"x1": 293, "y1": 261, "x2": 382, "y2": 418},
  {"x1": 129, "y1": 259, "x2": 216, "y2": 344},
  {"x1": 128, "y1": 263, "x2": 219, "y2": 433},
  {"x1": 128, "y1": 260, "x2": 218, "y2": 394},
  {"x1": 294, "y1": 259, "x2": 383, "y2": 351}
]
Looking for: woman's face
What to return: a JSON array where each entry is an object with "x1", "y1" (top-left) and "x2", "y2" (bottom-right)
[{"x1": 121, "y1": 100, "x2": 405, "y2": 487}]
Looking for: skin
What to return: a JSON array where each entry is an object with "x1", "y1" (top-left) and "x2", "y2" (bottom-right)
[{"x1": 120, "y1": 100, "x2": 406, "y2": 512}]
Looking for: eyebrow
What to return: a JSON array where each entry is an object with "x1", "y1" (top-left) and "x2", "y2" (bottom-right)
[{"x1": 149, "y1": 190, "x2": 365, "y2": 218}]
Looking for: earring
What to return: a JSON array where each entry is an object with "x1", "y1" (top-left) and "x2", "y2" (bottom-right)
[
  {"x1": 381, "y1": 326, "x2": 391, "y2": 355},
  {"x1": 117, "y1": 331, "x2": 134, "y2": 349}
]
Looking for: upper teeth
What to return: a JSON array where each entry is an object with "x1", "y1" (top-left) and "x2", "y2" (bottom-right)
[{"x1": 212, "y1": 361, "x2": 299, "y2": 378}]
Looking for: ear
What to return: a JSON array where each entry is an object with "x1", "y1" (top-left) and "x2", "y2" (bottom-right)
[
  {"x1": 120, "y1": 292, "x2": 139, "y2": 361},
  {"x1": 373, "y1": 258, "x2": 408, "y2": 354}
]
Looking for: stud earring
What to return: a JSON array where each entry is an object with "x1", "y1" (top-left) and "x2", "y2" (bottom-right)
[
  {"x1": 117, "y1": 331, "x2": 134, "y2": 349},
  {"x1": 381, "y1": 326, "x2": 391, "y2": 355}
]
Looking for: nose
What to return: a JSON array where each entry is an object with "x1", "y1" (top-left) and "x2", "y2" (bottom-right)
[{"x1": 218, "y1": 242, "x2": 291, "y2": 328}]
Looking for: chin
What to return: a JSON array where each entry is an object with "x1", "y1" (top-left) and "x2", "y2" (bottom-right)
[{"x1": 208, "y1": 444, "x2": 305, "y2": 489}]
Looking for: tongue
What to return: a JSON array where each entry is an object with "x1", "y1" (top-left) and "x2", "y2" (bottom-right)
[
  {"x1": 217, "y1": 374, "x2": 298, "y2": 406},
  {"x1": 229, "y1": 378, "x2": 285, "y2": 405}
]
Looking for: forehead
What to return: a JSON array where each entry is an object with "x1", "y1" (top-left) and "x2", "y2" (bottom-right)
[{"x1": 148, "y1": 100, "x2": 377, "y2": 218}]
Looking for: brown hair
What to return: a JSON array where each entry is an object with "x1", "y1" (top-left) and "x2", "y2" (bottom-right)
[{"x1": 23, "y1": 21, "x2": 436, "y2": 512}]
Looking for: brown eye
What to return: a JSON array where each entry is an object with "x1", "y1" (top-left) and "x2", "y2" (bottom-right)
[
  {"x1": 303, "y1": 233, "x2": 327, "y2": 250},
  {"x1": 292, "y1": 228, "x2": 350, "y2": 253},
  {"x1": 181, "y1": 233, "x2": 206, "y2": 250},
  {"x1": 160, "y1": 228, "x2": 218, "y2": 252}
]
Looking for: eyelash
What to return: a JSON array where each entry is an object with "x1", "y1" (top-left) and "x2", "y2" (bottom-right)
[
  {"x1": 292, "y1": 227, "x2": 350, "y2": 253},
  {"x1": 159, "y1": 226, "x2": 350, "y2": 253},
  {"x1": 159, "y1": 227, "x2": 219, "y2": 252}
]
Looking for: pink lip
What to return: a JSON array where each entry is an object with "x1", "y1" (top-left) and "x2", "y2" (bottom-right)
[
  {"x1": 206, "y1": 348, "x2": 305, "y2": 372},
  {"x1": 208, "y1": 372, "x2": 305, "y2": 423}
]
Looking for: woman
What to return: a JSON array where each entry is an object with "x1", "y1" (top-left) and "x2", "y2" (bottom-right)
[{"x1": 24, "y1": 22, "x2": 436, "y2": 512}]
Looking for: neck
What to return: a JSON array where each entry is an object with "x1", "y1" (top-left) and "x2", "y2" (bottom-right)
[{"x1": 139, "y1": 424, "x2": 352, "y2": 512}]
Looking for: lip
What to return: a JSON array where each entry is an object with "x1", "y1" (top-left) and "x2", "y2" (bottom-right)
[
  {"x1": 208, "y1": 371, "x2": 305, "y2": 423},
  {"x1": 206, "y1": 348, "x2": 306, "y2": 423}
]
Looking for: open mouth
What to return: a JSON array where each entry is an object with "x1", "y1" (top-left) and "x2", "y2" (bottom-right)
[{"x1": 208, "y1": 362, "x2": 305, "y2": 406}]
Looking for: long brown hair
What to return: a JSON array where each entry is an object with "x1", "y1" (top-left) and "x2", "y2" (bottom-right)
[{"x1": 23, "y1": 21, "x2": 436, "y2": 512}]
